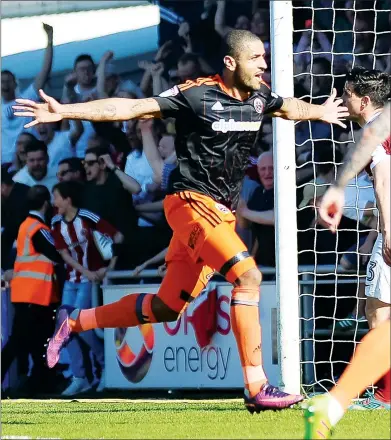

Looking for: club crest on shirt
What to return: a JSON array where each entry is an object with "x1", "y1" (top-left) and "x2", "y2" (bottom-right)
[{"x1": 253, "y1": 98, "x2": 264, "y2": 114}]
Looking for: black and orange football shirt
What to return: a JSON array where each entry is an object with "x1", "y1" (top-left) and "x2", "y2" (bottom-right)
[{"x1": 153, "y1": 74, "x2": 283, "y2": 209}]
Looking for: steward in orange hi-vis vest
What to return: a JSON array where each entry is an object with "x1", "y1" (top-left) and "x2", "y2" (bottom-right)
[{"x1": 11, "y1": 216, "x2": 59, "y2": 306}]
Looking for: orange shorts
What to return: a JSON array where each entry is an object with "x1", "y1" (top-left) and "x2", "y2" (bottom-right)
[{"x1": 156, "y1": 191, "x2": 257, "y2": 313}]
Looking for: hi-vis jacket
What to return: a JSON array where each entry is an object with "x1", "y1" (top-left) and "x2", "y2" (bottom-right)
[{"x1": 11, "y1": 216, "x2": 59, "y2": 306}]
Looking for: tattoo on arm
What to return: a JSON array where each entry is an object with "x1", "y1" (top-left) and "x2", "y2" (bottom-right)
[{"x1": 278, "y1": 97, "x2": 323, "y2": 121}]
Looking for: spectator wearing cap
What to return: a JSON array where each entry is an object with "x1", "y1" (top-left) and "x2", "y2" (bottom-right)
[
  {"x1": 1, "y1": 23, "x2": 54, "y2": 165},
  {"x1": 12, "y1": 141, "x2": 58, "y2": 192}
]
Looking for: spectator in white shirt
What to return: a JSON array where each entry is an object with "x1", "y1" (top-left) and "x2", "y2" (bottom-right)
[
  {"x1": 1, "y1": 23, "x2": 54, "y2": 165},
  {"x1": 61, "y1": 54, "x2": 97, "y2": 159},
  {"x1": 36, "y1": 121, "x2": 83, "y2": 169},
  {"x1": 7, "y1": 132, "x2": 37, "y2": 174},
  {"x1": 13, "y1": 141, "x2": 57, "y2": 192}
]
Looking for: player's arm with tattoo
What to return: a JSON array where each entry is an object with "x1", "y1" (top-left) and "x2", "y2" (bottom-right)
[
  {"x1": 13, "y1": 89, "x2": 162, "y2": 128},
  {"x1": 271, "y1": 97, "x2": 324, "y2": 121},
  {"x1": 59, "y1": 97, "x2": 162, "y2": 121},
  {"x1": 270, "y1": 89, "x2": 350, "y2": 128}
]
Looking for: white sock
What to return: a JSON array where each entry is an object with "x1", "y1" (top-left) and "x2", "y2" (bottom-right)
[{"x1": 327, "y1": 395, "x2": 345, "y2": 426}]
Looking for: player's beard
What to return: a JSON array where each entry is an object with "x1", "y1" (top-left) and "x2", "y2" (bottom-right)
[{"x1": 233, "y1": 67, "x2": 259, "y2": 93}]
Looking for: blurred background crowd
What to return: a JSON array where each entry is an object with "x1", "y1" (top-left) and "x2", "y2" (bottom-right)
[{"x1": 2, "y1": 0, "x2": 390, "y2": 397}]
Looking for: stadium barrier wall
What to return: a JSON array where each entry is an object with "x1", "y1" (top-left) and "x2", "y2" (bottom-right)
[{"x1": 102, "y1": 265, "x2": 367, "y2": 391}]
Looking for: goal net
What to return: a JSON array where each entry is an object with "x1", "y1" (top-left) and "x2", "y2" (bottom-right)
[{"x1": 292, "y1": 0, "x2": 390, "y2": 395}]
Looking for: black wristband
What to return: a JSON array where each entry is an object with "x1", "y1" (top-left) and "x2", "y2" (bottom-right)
[{"x1": 111, "y1": 166, "x2": 120, "y2": 173}]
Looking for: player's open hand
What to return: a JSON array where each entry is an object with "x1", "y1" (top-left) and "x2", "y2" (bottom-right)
[
  {"x1": 321, "y1": 88, "x2": 350, "y2": 128},
  {"x1": 13, "y1": 89, "x2": 63, "y2": 128},
  {"x1": 318, "y1": 185, "x2": 345, "y2": 233}
]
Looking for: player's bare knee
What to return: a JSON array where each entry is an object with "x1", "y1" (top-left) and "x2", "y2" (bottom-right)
[
  {"x1": 235, "y1": 268, "x2": 262, "y2": 287},
  {"x1": 151, "y1": 296, "x2": 181, "y2": 322},
  {"x1": 365, "y1": 298, "x2": 391, "y2": 329}
]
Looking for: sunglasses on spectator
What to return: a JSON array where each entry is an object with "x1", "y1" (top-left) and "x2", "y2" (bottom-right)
[
  {"x1": 82, "y1": 159, "x2": 99, "y2": 167},
  {"x1": 57, "y1": 169, "x2": 72, "y2": 178}
]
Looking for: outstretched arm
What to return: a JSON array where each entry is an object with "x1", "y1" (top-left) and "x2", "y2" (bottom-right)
[
  {"x1": 271, "y1": 89, "x2": 349, "y2": 128},
  {"x1": 13, "y1": 89, "x2": 162, "y2": 129},
  {"x1": 34, "y1": 23, "x2": 54, "y2": 92}
]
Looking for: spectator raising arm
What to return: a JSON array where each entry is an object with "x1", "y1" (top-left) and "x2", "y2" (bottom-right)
[
  {"x1": 139, "y1": 119, "x2": 165, "y2": 182},
  {"x1": 33, "y1": 23, "x2": 54, "y2": 92},
  {"x1": 96, "y1": 51, "x2": 114, "y2": 99},
  {"x1": 214, "y1": 0, "x2": 232, "y2": 38},
  {"x1": 99, "y1": 153, "x2": 141, "y2": 195},
  {"x1": 61, "y1": 72, "x2": 79, "y2": 104},
  {"x1": 151, "y1": 62, "x2": 169, "y2": 97}
]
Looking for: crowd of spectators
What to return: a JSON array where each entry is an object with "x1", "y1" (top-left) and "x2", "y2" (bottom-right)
[{"x1": 1, "y1": 0, "x2": 390, "y2": 396}]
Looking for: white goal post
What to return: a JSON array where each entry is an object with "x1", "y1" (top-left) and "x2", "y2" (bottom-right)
[
  {"x1": 270, "y1": 0, "x2": 390, "y2": 397},
  {"x1": 270, "y1": 1, "x2": 301, "y2": 395}
]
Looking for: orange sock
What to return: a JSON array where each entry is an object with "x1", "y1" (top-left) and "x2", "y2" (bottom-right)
[
  {"x1": 330, "y1": 320, "x2": 391, "y2": 410},
  {"x1": 69, "y1": 293, "x2": 155, "y2": 332},
  {"x1": 230, "y1": 286, "x2": 266, "y2": 397}
]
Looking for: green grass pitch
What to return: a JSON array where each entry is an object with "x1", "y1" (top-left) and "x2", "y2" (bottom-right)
[{"x1": 1, "y1": 399, "x2": 390, "y2": 439}]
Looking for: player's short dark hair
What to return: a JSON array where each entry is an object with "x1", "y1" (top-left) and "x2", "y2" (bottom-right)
[
  {"x1": 1, "y1": 70, "x2": 16, "y2": 82},
  {"x1": 25, "y1": 140, "x2": 48, "y2": 157},
  {"x1": 52, "y1": 181, "x2": 83, "y2": 208},
  {"x1": 27, "y1": 185, "x2": 51, "y2": 210},
  {"x1": 74, "y1": 54, "x2": 95, "y2": 69},
  {"x1": 346, "y1": 67, "x2": 391, "y2": 108},
  {"x1": 178, "y1": 53, "x2": 200, "y2": 67},
  {"x1": 85, "y1": 146, "x2": 110, "y2": 159},
  {"x1": 314, "y1": 142, "x2": 343, "y2": 176},
  {"x1": 222, "y1": 29, "x2": 262, "y2": 59}
]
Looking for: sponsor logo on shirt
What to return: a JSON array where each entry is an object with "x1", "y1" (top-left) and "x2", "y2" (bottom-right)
[{"x1": 212, "y1": 119, "x2": 262, "y2": 133}]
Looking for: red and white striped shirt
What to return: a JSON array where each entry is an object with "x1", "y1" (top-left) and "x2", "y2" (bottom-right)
[
  {"x1": 51, "y1": 209, "x2": 117, "y2": 283},
  {"x1": 364, "y1": 112, "x2": 391, "y2": 179}
]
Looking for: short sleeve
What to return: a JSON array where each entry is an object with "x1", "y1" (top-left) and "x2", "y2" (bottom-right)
[
  {"x1": 259, "y1": 83, "x2": 284, "y2": 114},
  {"x1": 51, "y1": 226, "x2": 68, "y2": 250},
  {"x1": 371, "y1": 137, "x2": 391, "y2": 170},
  {"x1": 153, "y1": 86, "x2": 192, "y2": 118},
  {"x1": 95, "y1": 218, "x2": 118, "y2": 238}
]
